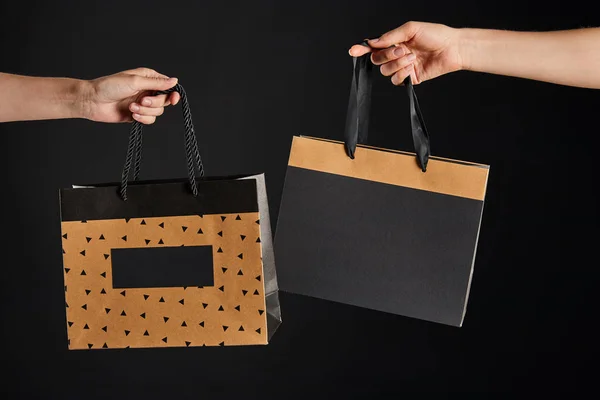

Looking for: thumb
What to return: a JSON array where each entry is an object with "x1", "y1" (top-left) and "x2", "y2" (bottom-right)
[
  {"x1": 130, "y1": 76, "x2": 178, "y2": 91},
  {"x1": 368, "y1": 22, "x2": 418, "y2": 48}
]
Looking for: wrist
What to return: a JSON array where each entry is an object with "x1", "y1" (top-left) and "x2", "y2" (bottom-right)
[
  {"x1": 456, "y1": 28, "x2": 478, "y2": 72},
  {"x1": 61, "y1": 78, "x2": 94, "y2": 120}
]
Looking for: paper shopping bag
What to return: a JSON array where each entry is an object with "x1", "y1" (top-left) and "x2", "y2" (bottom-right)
[
  {"x1": 274, "y1": 54, "x2": 489, "y2": 327},
  {"x1": 59, "y1": 84, "x2": 281, "y2": 349}
]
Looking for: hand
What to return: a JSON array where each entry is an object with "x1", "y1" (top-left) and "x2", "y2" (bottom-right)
[
  {"x1": 348, "y1": 22, "x2": 464, "y2": 85},
  {"x1": 82, "y1": 67, "x2": 181, "y2": 124}
]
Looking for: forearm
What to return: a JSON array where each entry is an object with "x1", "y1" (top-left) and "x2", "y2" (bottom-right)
[
  {"x1": 0, "y1": 73, "x2": 90, "y2": 122},
  {"x1": 458, "y1": 28, "x2": 600, "y2": 89}
]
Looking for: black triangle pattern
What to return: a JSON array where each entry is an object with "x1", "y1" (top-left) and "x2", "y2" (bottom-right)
[
  {"x1": 253, "y1": 289, "x2": 259, "y2": 295},
  {"x1": 237, "y1": 269, "x2": 243, "y2": 276},
  {"x1": 101, "y1": 272, "x2": 106, "y2": 278},
  {"x1": 80, "y1": 269, "x2": 86, "y2": 275},
  {"x1": 101, "y1": 288, "x2": 107, "y2": 294},
  {"x1": 104, "y1": 254, "x2": 110, "y2": 260},
  {"x1": 242, "y1": 290, "x2": 248, "y2": 296},
  {"x1": 159, "y1": 222, "x2": 164, "y2": 228},
  {"x1": 217, "y1": 247, "x2": 223, "y2": 253},
  {"x1": 182, "y1": 226, "x2": 188, "y2": 232},
  {"x1": 218, "y1": 305, "x2": 224, "y2": 311},
  {"x1": 121, "y1": 310, "x2": 126, "y2": 316},
  {"x1": 145, "y1": 239, "x2": 151, "y2": 245},
  {"x1": 158, "y1": 239, "x2": 164, "y2": 244},
  {"x1": 222, "y1": 325, "x2": 228, "y2": 331},
  {"x1": 102, "y1": 326, "x2": 107, "y2": 332},
  {"x1": 221, "y1": 216, "x2": 226, "y2": 221},
  {"x1": 81, "y1": 304, "x2": 87, "y2": 310},
  {"x1": 99, "y1": 234, "x2": 105, "y2": 240},
  {"x1": 234, "y1": 305, "x2": 240, "y2": 311},
  {"x1": 85, "y1": 289, "x2": 91, "y2": 295},
  {"x1": 236, "y1": 215, "x2": 241, "y2": 220},
  {"x1": 164, "y1": 317, "x2": 169, "y2": 323},
  {"x1": 80, "y1": 250, "x2": 86, "y2": 256},
  {"x1": 120, "y1": 290, "x2": 126, "y2": 297},
  {"x1": 218, "y1": 231, "x2": 223, "y2": 237},
  {"x1": 125, "y1": 330, "x2": 130, "y2": 336},
  {"x1": 240, "y1": 235, "x2": 246, "y2": 241},
  {"x1": 105, "y1": 308, "x2": 111, "y2": 314},
  {"x1": 102, "y1": 343, "x2": 108, "y2": 348},
  {"x1": 143, "y1": 294, "x2": 149, "y2": 300},
  {"x1": 197, "y1": 228, "x2": 203, "y2": 234},
  {"x1": 83, "y1": 324, "x2": 89, "y2": 329},
  {"x1": 62, "y1": 233, "x2": 68, "y2": 239},
  {"x1": 199, "y1": 321, "x2": 205, "y2": 327},
  {"x1": 238, "y1": 253, "x2": 243, "y2": 260},
  {"x1": 141, "y1": 219, "x2": 146, "y2": 225},
  {"x1": 218, "y1": 286, "x2": 224, "y2": 292},
  {"x1": 202, "y1": 303, "x2": 208, "y2": 309},
  {"x1": 121, "y1": 235, "x2": 127, "y2": 241},
  {"x1": 159, "y1": 297, "x2": 165, "y2": 303},
  {"x1": 181, "y1": 321, "x2": 187, "y2": 327},
  {"x1": 185, "y1": 341, "x2": 191, "y2": 347},
  {"x1": 179, "y1": 299, "x2": 185, "y2": 305},
  {"x1": 222, "y1": 267, "x2": 227, "y2": 273},
  {"x1": 144, "y1": 330, "x2": 149, "y2": 336},
  {"x1": 140, "y1": 313, "x2": 146, "y2": 319},
  {"x1": 162, "y1": 337, "x2": 168, "y2": 343},
  {"x1": 68, "y1": 321, "x2": 74, "y2": 327},
  {"x1": 256, "y1": 275, "x2": 261, "y2": 282},
  {"x1": 64, "y1": 268, "x2": 70, "y2": 274},
  {"x1": 86, "y1": 237, "x2": 92, "y2": 243},
  {"x1": 256, "y1": 237, "x2": 261, "y2": 243},
  {"x1": 239, "y1": 326, "x2": 244, "y2": 331},
  {"x1": 258, "y1": 310, "x2": 264, "y2": 315}
]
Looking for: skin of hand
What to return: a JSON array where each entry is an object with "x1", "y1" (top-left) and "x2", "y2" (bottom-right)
[
  {"x1": 348, "y1": 22, "x2": 463, "y2": 86},
  {"x1": 349, "y1": 21, "x2": 600, "y2": 89},
  {"x1": 82, "y1": 67, "x2": 181, "y2": 124},
  {"x1": 0, "y1": 67, "x2": 181, "y2": 124}
]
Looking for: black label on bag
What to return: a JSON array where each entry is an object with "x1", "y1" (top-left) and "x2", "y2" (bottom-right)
[{"x1": 111, "y1": 245, "x2": 214, "y2": 288}]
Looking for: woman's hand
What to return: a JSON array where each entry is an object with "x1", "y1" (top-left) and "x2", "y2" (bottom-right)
[
  {"x1": 83, "y1": 67, "x2": 181, "y2": 125},
  {"x1": 348, "y1": 21, "x2": 463, "y2": 85}
]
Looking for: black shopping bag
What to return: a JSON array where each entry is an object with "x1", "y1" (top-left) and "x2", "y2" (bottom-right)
[{"x1": 274, "y1": 53, "x2": 489, "y2": 327}]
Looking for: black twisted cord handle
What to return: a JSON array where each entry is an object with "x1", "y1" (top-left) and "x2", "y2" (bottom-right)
[{"x1": 119, "y1": 83, "x2": 204, "y2": 201}]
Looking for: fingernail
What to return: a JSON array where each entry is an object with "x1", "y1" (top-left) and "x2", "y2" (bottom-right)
[
  {"x1": 369, "y1": 38, "x2": 379, "y2": 43},
  {"x1": 142, "y1": 99, "x2": 151, "y2": 106},
  {"x1": 131, "y1": 104, "x2": 140, "y2": 112},
  {"x1": 393, "y1": 47, "x2": 404, "y2": 57},
  {"x1": 407, "y1": 53, "x2": 416, "y2": 61},
  {"x1": 391, "y1": 75, "x2": 398, "y2": 85},
  {"x1": 133, "y1": 113, "x2": 141, "y2": 119}
]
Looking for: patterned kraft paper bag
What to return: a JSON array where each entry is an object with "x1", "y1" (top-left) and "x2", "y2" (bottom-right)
[{"x1": 59, "y1": 84, "x2": 281, "y2": 349}]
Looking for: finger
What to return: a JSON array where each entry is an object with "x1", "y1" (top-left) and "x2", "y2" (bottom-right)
[
  {"x1": 371, "y1": 44, "x2": 409, "y2": 65},
  {"x1": 348, "y1": 44, "x2": 372, "y2": 57},
  {"x1": 169, "y1": 92, "x2": 180, "y2": 106},
  {"x1": 380, "y1": 53, "x2": 416, "y2": 77},
  {"x1": 129, "y1": 103, "x2": 165, "y2": 117},
  {"x1": 125, "y1": 67, "x2": 170, "y2": 79},
  {"x1": 390, "y1": 64, "x2": 414, "y2": 86},
  {"x1": 130, "y1": 75, "x2": 178, "y2": 92},
  {"x1": 132, "y1": 113, "x2": 157, "y2": 125},
  {"x1": 368, "y1": 21, "x2": 419, "y2": 49},
  {"x1": 138, "y1": 94, "x2": 171, "y2": 108}
]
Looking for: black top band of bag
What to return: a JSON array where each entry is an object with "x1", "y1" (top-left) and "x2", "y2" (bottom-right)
[
  {"x1": 344, "y1": 42, "x2": 431, "y2": 172},
  {"x1": 119, "y1": 83, "x2": 205, "y2": 201}
]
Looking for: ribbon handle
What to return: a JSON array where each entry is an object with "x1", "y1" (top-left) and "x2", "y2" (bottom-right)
[{"x1": 344, "y1": 43, "x2": 431, "y2": 172}]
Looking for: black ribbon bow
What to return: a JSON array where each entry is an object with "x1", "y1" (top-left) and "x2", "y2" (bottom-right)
[{"x1": 344, "y1": 42, "x2": 431, "y2": 172}]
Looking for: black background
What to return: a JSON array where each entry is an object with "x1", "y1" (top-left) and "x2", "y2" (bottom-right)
[{"x1": 1, "y1": 0, "x2": 598, "y2": 397}]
